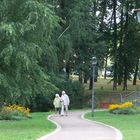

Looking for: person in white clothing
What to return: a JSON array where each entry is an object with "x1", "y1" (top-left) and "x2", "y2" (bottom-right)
[
  {"x1": 53, "y1": 94, "x2": 61, "y2": 114},
  {"x1": 60, "y1": 90, "x2": 70, "y2": 116}
]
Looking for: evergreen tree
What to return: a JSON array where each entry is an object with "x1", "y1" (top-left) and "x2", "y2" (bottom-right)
[{"x1": 0, "y1": 0, "x2": 59, "y2": 105}]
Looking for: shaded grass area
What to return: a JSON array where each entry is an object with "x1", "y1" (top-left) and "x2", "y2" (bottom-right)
[
  {"x1": 0, "y1": 112, "x2": 56, "y2": 140},
  {"x1": 85, "y1": 111, "x2": 140, "y2": 140}
]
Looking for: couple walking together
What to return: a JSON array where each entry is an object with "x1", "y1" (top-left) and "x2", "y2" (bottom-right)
[{"x1": 53, "y1": 90, "x2": 70, "y2": 116}]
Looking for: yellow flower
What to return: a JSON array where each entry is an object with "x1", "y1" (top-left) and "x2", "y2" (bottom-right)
[
  {"x1": 5, "y1": 104, "x2": 30, "y2": 116},
  {"x1": 109, "y1": 104, "x2": 120, "y2": 110},
  {"x1": 109, "y1": 102, "x2": 133, "y2": 111}
]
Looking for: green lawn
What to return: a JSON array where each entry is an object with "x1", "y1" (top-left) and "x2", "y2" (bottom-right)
[
  {"x1": 85, "y1": 111, "x2": 140, "y2": 140},
  {"x1": 0, "y1": 112, "x2": 56, "y2": 140}
]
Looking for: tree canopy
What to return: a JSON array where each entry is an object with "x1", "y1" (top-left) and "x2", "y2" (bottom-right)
[
  {"x1": 0, "y1": 0, "x2": 59, "y2": 104},
  {"x1": 1, "y1": 0, "x2": 140, "y2": 110}
]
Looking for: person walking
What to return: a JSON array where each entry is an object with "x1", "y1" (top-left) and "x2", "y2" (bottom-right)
[
  {"x1": 53, "y1": 94, "x2": 61, "y2": 114},
  {"x1": 60, "y1": 90, "x2": 70, "y2": 116}
]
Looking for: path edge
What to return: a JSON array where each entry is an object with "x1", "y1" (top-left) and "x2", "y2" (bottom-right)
[
  {"x1": 81, "y1": 111, "x2": 123, "y2": 140},
  {"x1": 37, "y1": 114, "x2": 61, "y2": 140}
]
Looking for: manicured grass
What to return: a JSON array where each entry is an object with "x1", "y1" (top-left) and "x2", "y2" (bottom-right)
[
  {"x1": 85, "y1": 111, "x2": 140, "y2": 140},
  {"x1": 0, "y1": 112, "x2": 56, "y2": 140}
]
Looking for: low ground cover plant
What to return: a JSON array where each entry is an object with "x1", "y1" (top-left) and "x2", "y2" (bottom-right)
[
  {"x1": 0, "y1": 104, "x2": 31, "y2": 120},
  {"x1": 109, "y1": 102, "x2": 139, "y2": 114}
]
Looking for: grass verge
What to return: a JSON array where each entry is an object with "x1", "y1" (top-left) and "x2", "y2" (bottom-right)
[
  {"x1": 0, "y1": 112, "x2": 56, "y2": 140},
  {"x1": 85, "y1": 111, "x2": 140, "y2": 140}
]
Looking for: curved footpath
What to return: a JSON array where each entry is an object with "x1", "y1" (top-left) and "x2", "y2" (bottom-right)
[{"x1": 38, "y1": 110, "x2": 123, "y2": 140}]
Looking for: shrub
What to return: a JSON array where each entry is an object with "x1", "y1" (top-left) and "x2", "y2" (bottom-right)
[
  {"x1": 30, "y1": 93, "x2": 54, "y2": 112},
  {"x1": 29, "y1": 74, "x2": 85, "y2": 111},
  {"x1": 66, "y1": 80, "x2": 84, "y2": 108},
  {"x1": 109, "y1": 102, "x2": 139, "y2": 115},
  {"x1": 0, "y1": 104, "x2": 31, "y2": 120},
  {"x1": 50, "y1": 74, "x2": 84, "y2": 108}
]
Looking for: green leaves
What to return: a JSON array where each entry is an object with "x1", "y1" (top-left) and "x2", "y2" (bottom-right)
[{"x1": 0, "y1": 0, "x2": 59, "y2": 105}]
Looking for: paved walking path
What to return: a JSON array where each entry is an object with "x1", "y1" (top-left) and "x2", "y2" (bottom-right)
[{"x1": 38, "y1": 110, "x2": 123, "y2": 140}]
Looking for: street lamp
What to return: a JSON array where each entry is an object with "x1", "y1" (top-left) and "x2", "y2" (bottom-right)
[{"x1": 91, "y1": 57, "x2": 97, "y2": 117}]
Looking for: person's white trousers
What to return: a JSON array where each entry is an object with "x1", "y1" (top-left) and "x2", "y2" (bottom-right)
[{"x1": 61, "y1": 105, "x2": 64, "y2": 115}]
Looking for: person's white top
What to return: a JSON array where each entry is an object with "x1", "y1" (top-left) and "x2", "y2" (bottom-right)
[
  {"x1": 61, "y1": 94, "x2": 70, "y2": 106},
  {"x1": 53, "y1": 96, "x2": 61, "y2": 108}
]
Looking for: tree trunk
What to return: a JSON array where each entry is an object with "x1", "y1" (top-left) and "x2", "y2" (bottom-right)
[
  {"x1": 99, "y1": 0, "x2": 107, "y2": 32},
  {"x1": 104, "y1": 55, "x2": 108, "y2": 79},
  {"x1": 99, "y1": 0, "x2": 107, "y2": 80},
  {"x1": 123, "y1": 65, "x2": 127, "y2": 90},
  {"x1": 60, "y1": 0, "x2": 65, "y2": 9},
  {"x1": 133, "y1": 58, "x2": 139, "y2": 85},
  {"x1": 118, "y1": 0, "x2": 124, "y2": 86},
  {"x1": 118, "y1": 71, "x2": 123, "y2": 85},
  {"x1": 79, "y1": 70, "x2": 83, "y2": 84},
  {"x1": 112, "y1": 0, "x2": 117, "y2": 90},
  {"x1": 122, "y1": 1, "x2": 129, "y2": 90},
  {"x1": 93, "y1": 1, "x2": 97, "y2": 15},
  {"x1": 66, "y1": 65, "x2": 70, "y2": 79},
  {"x1": 84, "y1": 74, "x2": 88, "y2": 83}
]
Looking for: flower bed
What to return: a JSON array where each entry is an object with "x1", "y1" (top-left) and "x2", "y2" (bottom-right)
[
  {"x1": 0, "y1": 104, "x2": 31, "y2": 120},
  {"x1": 109, "y1": 102, "x2": 139, "y2": 115}
]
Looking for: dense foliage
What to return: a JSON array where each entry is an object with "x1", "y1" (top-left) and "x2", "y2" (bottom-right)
[
  {"x1": 0, "y1": 0, "x2": 59, "y2": 106},
  {"x1": 0, "y1": 0, "x2": 140, "y2": 111},
  {"x1": 50, "y1": 74, "x2": 85, "y2": 109}
]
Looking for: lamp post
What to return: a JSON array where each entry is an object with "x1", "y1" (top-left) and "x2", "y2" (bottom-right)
[{"x1": 91, "y1": 57, "x2": 97, "y2": 117}]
